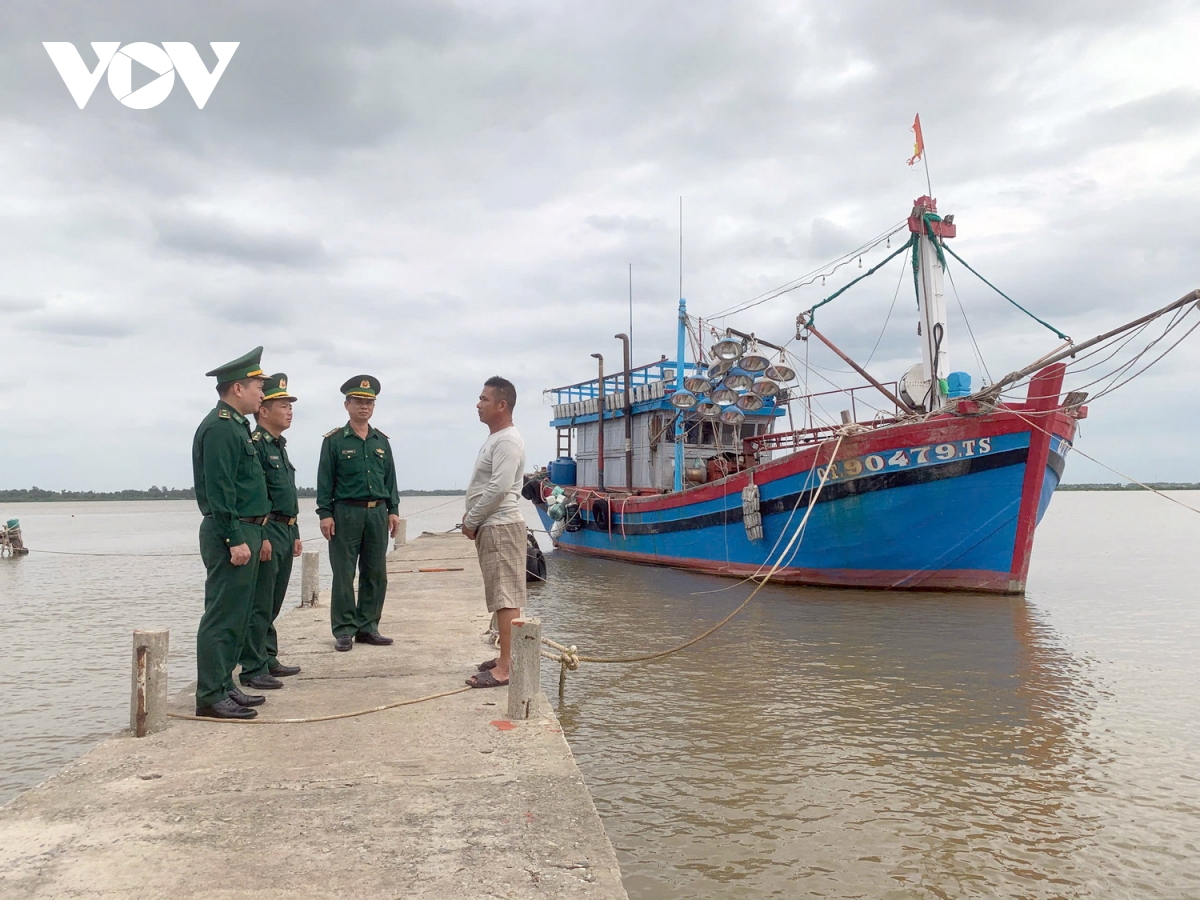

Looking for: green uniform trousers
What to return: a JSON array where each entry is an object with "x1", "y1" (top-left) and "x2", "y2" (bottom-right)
[
  {"x1": 239, "y1": 519, "x2": 295, "y2": 679},
  {"x1": 329, "y1": 502, "x2": 389, "y2": 637},
  {"x1": 196, "y1": 517, "x2": 263, "y2": 708}
]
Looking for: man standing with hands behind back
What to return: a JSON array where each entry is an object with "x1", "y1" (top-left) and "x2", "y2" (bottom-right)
[
  {"x1": 317, "y1": 376, "x2": 401, "y2": 652},
  {"x1": 238, "y1": 373, "x2": 304, "y2": 690},
  {"x1": 463, "y1": 376, "x2": 527, "y2": 689},
  {"x1": 192, "y1": 347, "x2": 272, "y2": 720}
]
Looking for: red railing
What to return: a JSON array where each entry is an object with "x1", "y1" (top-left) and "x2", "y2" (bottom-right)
[{"x1": 743, "y1": 381, "x2": 905, "y2": 456}]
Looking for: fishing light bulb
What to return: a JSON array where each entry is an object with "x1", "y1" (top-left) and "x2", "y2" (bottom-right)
[
  {"x1": 739, "y1": 342, "x2": 770, "y2": 373},
  {"x1": 711, "y1": 337, "x2": 743, "y2": 361},
  {"x1": 722, "y1": 370, "x2": 754, "y2": 392},
  {"x1": 766, "y1": 352, "x2": 796, "y2": 382},
  {"x1": 696, "y1": 400, "x2": 720, "y2": 418},
  {"x1": 751, "y1": 377, "x2": 780, "y2": 399},
  {"x1": 735, "y1": 393, "x2": 765, "y2": 412},
  {"x1": 708, "y1": 358, "x2": 734, "y2": 380},
  {"x1": 711, "y1": 386, "x2": 739, "y2": 406},
  {"x1": 718, "y1": 408, "x2": 745, "y2": 425},
  {"x1": 669, "y1": 389, "x2": 698, "y2": 409},
  {"x1": 683, "y1": 375, "x2": 713, "y2": 394}
]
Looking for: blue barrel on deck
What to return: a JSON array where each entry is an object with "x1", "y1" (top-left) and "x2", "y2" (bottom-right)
[
  {"x1": 548, "y1": 458, "x2": 577, "y2": 486},
  {"x1": 946, "y1": 372, "x2": 972, "y2": 398}
]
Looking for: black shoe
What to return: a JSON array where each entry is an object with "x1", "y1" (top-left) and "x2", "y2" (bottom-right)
[
  {"x1": 196, "y1": 698, "x2": 257, "y2": 720},
  {"x1": 335, "y1": 635, "x2": 354, "y2": 652},
  {"x1": 241, "y1": 673, "x2": 284, "y2": 690},
  {"x1": 354, "y1": 631, "x2": 394, "y2": 646},
  {"x1": 228, "y1": 687, "x2": 266, "y2": 707},
  {"x1": 269, "y1": 663, "x2": 302, "y2": 677}
]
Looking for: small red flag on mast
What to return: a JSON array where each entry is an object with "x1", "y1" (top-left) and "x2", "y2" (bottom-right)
[{"x1": 907, "y1": 114, "x2": 925, "y2": 167}]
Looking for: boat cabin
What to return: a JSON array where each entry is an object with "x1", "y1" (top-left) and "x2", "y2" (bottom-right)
[{"x1": 545, "y1": 359, "x2": 786, "y2": 492}]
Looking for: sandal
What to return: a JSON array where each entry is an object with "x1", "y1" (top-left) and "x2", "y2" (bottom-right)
[
  {"x1": 477, "y1": 658, "x2": 498, "y2": 672},
  {"x1": 466, "y1": 670, "x2": 509, "y2": 688}
]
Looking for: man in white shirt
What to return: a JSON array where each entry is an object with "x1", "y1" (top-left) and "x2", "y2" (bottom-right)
[{"x1": 462, "y1": 376, "x2": 527, "y2": 688}]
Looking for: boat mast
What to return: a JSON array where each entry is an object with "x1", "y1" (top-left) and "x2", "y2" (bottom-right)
[
  {"x1": 911, "y1": 196, "x2": 953, "y2": 410},
  {"x1": 674, "y1": 297, "x2": 686, "y2": 491}
]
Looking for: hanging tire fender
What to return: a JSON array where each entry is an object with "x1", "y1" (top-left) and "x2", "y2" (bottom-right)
[{"x1": 592, "y1": 497, "x2": 610, "y2": 530}]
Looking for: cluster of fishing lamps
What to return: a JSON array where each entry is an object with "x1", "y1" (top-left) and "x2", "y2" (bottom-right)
[{"x1": 669, "y1": 335, "x2": 797, "y2": 425}]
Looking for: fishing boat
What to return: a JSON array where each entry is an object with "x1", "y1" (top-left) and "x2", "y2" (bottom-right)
[{"x1": 527, "y1": 196, "x2": 1199, "y2": 594}]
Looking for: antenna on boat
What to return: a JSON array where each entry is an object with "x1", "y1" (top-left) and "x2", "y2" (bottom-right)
[
  {"x1": 678, "y1": 195, "x2": 684, "y2": 308},
  {"x1": 629, "y1": 262, "x2": 634, "y2": 363}
]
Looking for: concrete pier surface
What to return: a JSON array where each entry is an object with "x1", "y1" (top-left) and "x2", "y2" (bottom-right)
[{"x1": 0, "y1": 533, "x2": 628, "y2": 900}]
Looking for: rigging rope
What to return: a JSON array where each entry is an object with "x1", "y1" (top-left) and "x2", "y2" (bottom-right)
[
  {"x1": 806, "y1": 236, "x2": 915, "y2": 321},
  {"x1": 1005, "y1": 410, "x2": 1200, "y2": 516},
  {"x1": 939, "y1": 241, "x2": 1070, "y2": 341},
  {"x1": 540, "y1": 432, "x2": 847, "y2": 671},
  {"x1": 707, "y1": 222, "x2": 907, "y2": 321}
]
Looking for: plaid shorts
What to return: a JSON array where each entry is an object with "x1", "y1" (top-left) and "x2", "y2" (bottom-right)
[{"x1": 475, "y1": 522, "x2": 527, "y2": 613}]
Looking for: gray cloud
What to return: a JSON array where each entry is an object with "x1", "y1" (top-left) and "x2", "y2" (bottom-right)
[
  {"x1": 0, "y1": 296, "x2": 46, "y2": 313},
  {"x1": 17, "y1": 311, "x2": 134, "y2": 339},
  {"x1": 153, "y1": 212, "x2": 329, "y2": 269}
]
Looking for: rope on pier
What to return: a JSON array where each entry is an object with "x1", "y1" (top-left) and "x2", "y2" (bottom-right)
[
  {"x1": 539, "y1": 431, "x2": 847, "y2": 680},
  {"x1": 166, "y1": 685, "x2": 473, "y2": 724}
]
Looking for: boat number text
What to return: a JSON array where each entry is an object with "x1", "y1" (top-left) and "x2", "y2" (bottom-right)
[{"x1": 817, "y1": 437, "x2": 992, "y2": 481}]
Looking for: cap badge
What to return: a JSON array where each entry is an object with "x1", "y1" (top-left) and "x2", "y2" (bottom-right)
[
  {"x1": 360, "y1": 380, "x2": 370, "y2": 389},
  {"x1": 279, "y1": 378, "x2": 287, "y2": 389}
]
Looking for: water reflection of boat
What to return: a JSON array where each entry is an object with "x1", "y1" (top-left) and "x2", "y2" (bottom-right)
[
  {"x1": 530, "y1": 196, "x2": 1199, "y2": 594},
  {"x1": 542, "y1": 553, "x2": 1099, "y2": 895}
]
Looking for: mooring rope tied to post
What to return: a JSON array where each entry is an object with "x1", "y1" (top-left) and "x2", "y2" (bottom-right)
[
  {"x1": 166, "y1": 685, "x2": 473, "y2": 724},
  {"x1": 538, "y1": 431, "x2": 848, "y2": 680}
]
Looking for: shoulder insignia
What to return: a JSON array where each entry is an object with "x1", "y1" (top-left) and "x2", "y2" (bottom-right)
[
  {"x1": 374, "y1": 428, "x2": 389, "y2": 439},
  {"x1": 252, "y1": 432, "x2": 262, "y2": 441},
  {"x1": 217, "y1": 409, "x2": 231, "y2": 419},
  {"x1": 323, "y1": 427, "x2": 340, "y2": 438}
]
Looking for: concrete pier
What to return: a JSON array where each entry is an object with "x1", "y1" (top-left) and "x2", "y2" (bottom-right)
[{"x1": 0, "y1": 533, "x2": 627, "y2": 899}]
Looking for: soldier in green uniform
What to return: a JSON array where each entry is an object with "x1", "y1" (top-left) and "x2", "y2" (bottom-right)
[
  {"x1": 193, "y1": 347, "x2": 272, "y2": 720},
  {"x1": 317, "y1": 375, "x2": 401, "y2": 652},
  {"x1": 237, "y1": 373, "x2": 304, "y2": 691}
]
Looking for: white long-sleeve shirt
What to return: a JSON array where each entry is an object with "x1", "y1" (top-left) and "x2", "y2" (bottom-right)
[{"x1": 463, "y1": 426, "x2": 526, "y2": 531}]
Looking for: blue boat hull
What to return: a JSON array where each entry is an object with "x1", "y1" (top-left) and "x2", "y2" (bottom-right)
[{"x1": 536, "y1": 396, "x2": 1076, "y2": 593}]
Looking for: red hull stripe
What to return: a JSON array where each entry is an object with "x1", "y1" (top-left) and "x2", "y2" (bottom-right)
[{"x1": 555, "y1": 542, "x2": 1017, "y2": 594}]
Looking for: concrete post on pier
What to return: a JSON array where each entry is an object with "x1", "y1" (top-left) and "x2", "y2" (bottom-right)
[
  {"x1": 130, "y1": 630, "x2": 168, "y2": 737},
  {"x1": 507, "y1": 617, "x2": 542, "y2": 721},
  {"x1": 300, "y1": 551, "x2": 320, "y2": 608}
]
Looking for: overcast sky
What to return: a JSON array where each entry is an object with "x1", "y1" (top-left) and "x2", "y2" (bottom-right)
[{"x1": 1, "y1": 0, "x2": 1198, "y2": 491}]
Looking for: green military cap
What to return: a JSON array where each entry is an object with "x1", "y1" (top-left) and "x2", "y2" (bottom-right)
[
  {"x1": 262, "y1": 373, "x2": 298, "y2": 402},
  {"x1": 205, "y1": 346, "x2": 266, "y2": 383},
  {"x1": 341, "y1": 374, "x2": 381, "y2": 398}
]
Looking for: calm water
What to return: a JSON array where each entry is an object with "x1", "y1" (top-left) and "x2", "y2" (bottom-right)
[{"x1": 2, "y1": 493, "x2": 1199, "y2": 898}]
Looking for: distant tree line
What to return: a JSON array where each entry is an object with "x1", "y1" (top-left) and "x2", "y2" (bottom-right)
[
  {"x1": 0, "y1": 486, "x2": 464, "y2": 502},
  {"x1": 1057, "y1": 482, "x2": 1200, "y2": 491}
]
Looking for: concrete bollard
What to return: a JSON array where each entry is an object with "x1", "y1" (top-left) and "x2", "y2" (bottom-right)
[
  {"x1": 507, "y1": 617, "x2": 542, "y2": 721},
  {"x1": 130, "y1": 630, "x2": 169, "y2": 737},
  {"x1": 300, "y1": 550, "x2": 320, "y2": 607}
]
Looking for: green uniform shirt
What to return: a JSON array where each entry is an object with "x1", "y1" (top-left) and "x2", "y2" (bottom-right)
[
  {"x1": 193, "y1": 401, "x2": 271, "y2": 546},
  {"x1": 252, "y1": 426, "x2": 300, "y2": 518},
  {"x1": 316, "y1": 423, "x2": 400, "y2": 519}
]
